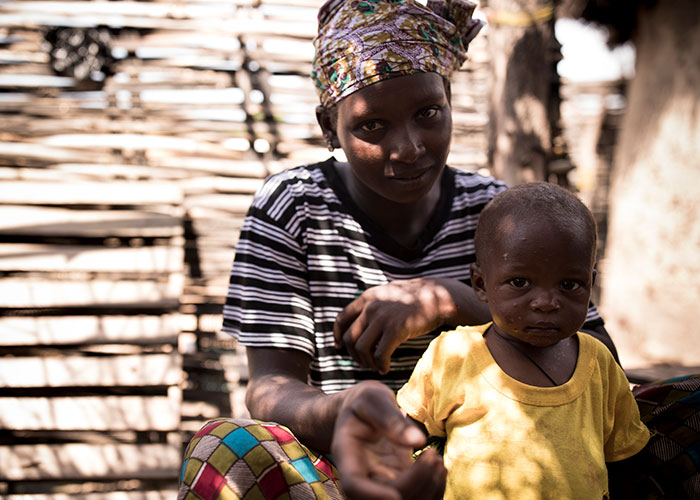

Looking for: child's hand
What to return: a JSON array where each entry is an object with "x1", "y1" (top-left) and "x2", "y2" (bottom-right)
[{"x1": 331, "y1": 381, "x2": 446, "y2": 500}]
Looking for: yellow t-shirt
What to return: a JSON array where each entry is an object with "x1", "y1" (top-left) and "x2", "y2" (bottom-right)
[{"x1": 396, "y1": 324, "x2": 650, "y2": 500}]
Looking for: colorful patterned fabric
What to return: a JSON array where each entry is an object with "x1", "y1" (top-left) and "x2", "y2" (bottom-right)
[
  {"x1": 609, "y1": 374, "x2": 700, "y2": 499},
  {"x1": 178, "y1": 418, "x2": 344, "y2": 500},
  {"x1": 311, "y1": 0, "x2": 485, "y2": 107},
  {"x1": 179, "y1": 377, "x2": 700, "y2": 500}
]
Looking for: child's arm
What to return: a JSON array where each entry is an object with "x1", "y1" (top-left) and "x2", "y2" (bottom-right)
[{"x1": 606, "y1": 451, "x2": 648, "y2": 499}]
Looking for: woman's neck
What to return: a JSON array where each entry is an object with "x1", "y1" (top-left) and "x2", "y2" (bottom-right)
[{"x1": 335, "y1": 161, "x2": 442, "y2": 248}]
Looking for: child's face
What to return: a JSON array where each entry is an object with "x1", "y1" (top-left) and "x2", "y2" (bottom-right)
[{"x1": 471, "y1": 217, "x2": 595, "y2": 347}]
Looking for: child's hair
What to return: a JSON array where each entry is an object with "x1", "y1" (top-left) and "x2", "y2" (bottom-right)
[{"x1": 474, "y1": 182, "x2": 597, "y2": 265}]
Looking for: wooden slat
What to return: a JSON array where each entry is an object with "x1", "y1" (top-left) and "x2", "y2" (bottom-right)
[
  {"x1": 625, "y1": 364, "x2": 700, "y2": 385},
  {"x1": 0, "y1": 443, "x2": 180, "y2": 480},
  {"x1": 183, "y1": 193, "x2": 253, "y2": 214},
  {"x1": 0, "y1": 180, "x2": 182, "y2": 206},
  {"x1": 149, "y1": 156, "x2": 269, "y2": 177},
  {"x1": 0, "y1": 4, "x2": 318, "y2": 37},
  {"x1": 0, "y1": 74, "x2": 76, "y2": 88},
  {"x1": 0, "y1": 275, "x2": 183, "y2": 308},
  {"x1": 0, "y1": 141, "x2": 113, "y2": 164},
  {"x1": 5, "y1": 492, "x2": 178, "y2": 500},
  {"x1": 0, "y1": 353, "x2": 182, "y2": 387},
  {"x1": 36, "y1": 133, "x2": 246, "y2": 157},
  {"x1": 183, "y1": 176, "x2": 263, "y2": 195},
  {"x1": 0, "y1": 206, "x2": 182, "y2": 237},
  {"x1": 0, "y1": 315, "x2": 182, "y2": 346},
  {"x1": 0, "y1": 395, "x2": 180, "y2": 431},
  {"x1": 0, "y1": 244, "x2": 183, "y2": 273}
]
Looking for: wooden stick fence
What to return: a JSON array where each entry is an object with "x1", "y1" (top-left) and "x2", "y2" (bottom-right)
[{"x1": 0, "y1": 0, "x2": 492, "y2": 496}]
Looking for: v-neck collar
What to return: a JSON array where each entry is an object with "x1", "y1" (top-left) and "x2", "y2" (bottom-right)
[{"x1": 322, "y1": 157, "x2": 455, "y2": 262}]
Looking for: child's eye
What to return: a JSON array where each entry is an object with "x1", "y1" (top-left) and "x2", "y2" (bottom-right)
[
  {"x1": 508, "y1": 278, "x2": 529, "y2": 288},
  {"x1": 360, "y1": 121, "x2": 383, "y2": 132},
  {"x1": 560, "y1": 280, "x2": 581, "y2": 291}
]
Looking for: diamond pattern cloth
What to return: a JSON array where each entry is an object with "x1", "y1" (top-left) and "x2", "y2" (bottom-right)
[
  {"x1": 610, "y1": 374, "x2": 700, "y2": 499},
  {"x1": 180, "y1": 376, "x2": 700, "y2": 500},
  {"x1": 178, "y1": 419, "x2": 344, "y2": 500}
]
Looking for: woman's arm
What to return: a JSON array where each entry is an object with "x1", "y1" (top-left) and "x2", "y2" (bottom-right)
[
  {"x1": 245, "y1": 346, "x2": 346, "y2": 453},
  {"x1": 246, "y1": 347, "x2": 447, "y2": 500},
  {"x1": 334, "y1": 277, "x2": 491, "y2": 373}
]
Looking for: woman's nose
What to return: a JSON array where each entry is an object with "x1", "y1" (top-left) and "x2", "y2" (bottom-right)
[{"x1": 389, "y1": 125, "x2": 425, "y2": 163}]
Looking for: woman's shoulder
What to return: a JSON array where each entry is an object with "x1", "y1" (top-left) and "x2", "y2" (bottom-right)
[
  {"x1": 263, "y1": 158, "x2": 333, "y2": 188},
  {"x1": 447, "y1": 167, "x2": 507, "y2": 207},
  {"x1": 449, "y1": 167, "x2": 506, "y2": 191},
  {"x1": 252, "y1": 158, "x2": 336, "y2": 206}
]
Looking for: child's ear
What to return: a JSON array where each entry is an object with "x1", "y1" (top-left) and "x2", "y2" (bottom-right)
[
  {"x1": 470, "y1": 263, "x2": 488, "y2": 303},
  {"x1": 592, "y1": 268, "x2": 598, "y2": 287}
]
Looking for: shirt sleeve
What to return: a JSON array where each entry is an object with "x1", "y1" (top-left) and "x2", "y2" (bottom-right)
[
  {"x1": 396, "y1": 336, "x2": 447, "y2": 438},
  {"x1": 603, "y1": 355, "x2": 651, "y2": 462},
  {"x1": 221, "y1": 175, "x2": 316, "y2": 357}
]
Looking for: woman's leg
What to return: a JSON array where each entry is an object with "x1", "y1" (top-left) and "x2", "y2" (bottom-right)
[{"x1": 179, "y1": 418, "x2": 345, "y2": 500}]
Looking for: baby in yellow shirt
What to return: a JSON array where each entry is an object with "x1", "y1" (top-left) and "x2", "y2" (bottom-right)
[{"x1": 397, "y1": 182, "x2": 650, "y2": 500}]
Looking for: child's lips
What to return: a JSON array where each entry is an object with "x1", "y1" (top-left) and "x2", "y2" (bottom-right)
[{"x1": 527, "y1": 323, "x2": 559, "y2": 332}]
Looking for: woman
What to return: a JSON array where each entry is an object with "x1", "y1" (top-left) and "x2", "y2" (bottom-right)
[{"x1": 177, "y1": 1, "x2": 633, "y2": 499}]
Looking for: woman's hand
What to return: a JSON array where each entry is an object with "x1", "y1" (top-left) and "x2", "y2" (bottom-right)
[
  {"x1": 331, "y1": 381, "x2": 446, "y2": 500},
  {"x1": 334, "y1": 278, "x2": 489, "y2": 374}
]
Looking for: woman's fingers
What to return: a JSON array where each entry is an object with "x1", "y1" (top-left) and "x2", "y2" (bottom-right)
[
  {"x1": 373, "y1": 327, "x2": 404, "y2": 375},
  {"x1": 334, "y1": 281, "x2": 447, "y2": 372},
  {"x1": 348, "y1": 383, "x2": 426, "y2": 449},
  {"x1": 393, "y1": 449, "x2": 447, "y2": 500},
  {"x1": 333, "y1": 297, "x2": 361, "y2": 349},
  {"x1": 353, "y1": 321, "x2": 384, "y2": 371},
  {"x1": 332, "y1": 382, "x2": 427, "y2": 500},
  {"x1": 339, "y1": 477, "x2": 402, "y2": 500}
]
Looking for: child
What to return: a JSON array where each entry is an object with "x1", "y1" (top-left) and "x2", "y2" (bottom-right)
[{"x1": 396, "y1": 182, "x2": 650, "y2": 500}]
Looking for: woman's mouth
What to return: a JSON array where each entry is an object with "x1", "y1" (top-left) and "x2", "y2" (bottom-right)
[{"x1": 390, "y1": 167, "x2": 431, "y2": 182}]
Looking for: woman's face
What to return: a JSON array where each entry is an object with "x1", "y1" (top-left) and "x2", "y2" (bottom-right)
[{"x1": 330, "y1": 72, "x2": 452, "y2": 205}]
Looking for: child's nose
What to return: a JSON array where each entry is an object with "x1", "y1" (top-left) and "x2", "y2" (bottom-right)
[{"x1": 530, "y1": 289, "x2": 560, "y2": 311}]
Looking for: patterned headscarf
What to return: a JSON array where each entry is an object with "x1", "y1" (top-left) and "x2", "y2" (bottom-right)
[{"x1": 311, "y1": 0, "x2": 485, "y2": 107}]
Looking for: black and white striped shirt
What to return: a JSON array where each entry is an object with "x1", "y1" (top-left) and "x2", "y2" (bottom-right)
[{"x1": 222, "y1": 157, "x2": 603, "y2": 393}]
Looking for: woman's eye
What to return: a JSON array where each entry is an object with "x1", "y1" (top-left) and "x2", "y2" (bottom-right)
[
  {"x1": 508, "y1": 278, "x2": 529, "y2": 288},
  {"x1": 560, "y1": 280, "x2": 581, "y2": 291},
  {"x1": 360, "y1": 121, "x2": 383, "y2": 132},
  {"x1": 419, "y1": 107, "x2": 438, "y2": 119}
]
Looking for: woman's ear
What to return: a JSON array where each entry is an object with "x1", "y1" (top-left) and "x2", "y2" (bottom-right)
[
  {"x1": 316, "y1": 105, "x2": 340, "y2": 150},
  {"x1": 470, "y1": 263, "x2": 488, "y2": 303}
]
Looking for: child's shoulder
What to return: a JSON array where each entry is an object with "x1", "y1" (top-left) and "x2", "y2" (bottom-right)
[
  {"x1": 577, "y1": 331, "x2": 627, "y2": 380},
  {"x1": 431, "y1": 324, "x2": 488, "y2": 350}
]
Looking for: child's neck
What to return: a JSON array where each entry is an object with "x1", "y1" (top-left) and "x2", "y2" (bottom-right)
[{"x1": 484, "y1": 327, "x2": 579, "y2": 387}]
